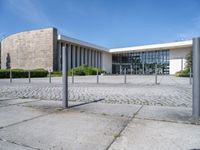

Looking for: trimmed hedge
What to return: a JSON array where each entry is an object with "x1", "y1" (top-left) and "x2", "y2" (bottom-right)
[
  {"x1": 69, "y1": 65, "x2": 105, "y2": 76},
  {"x1": 175, "y1": 68, "x2": 190, "y2": 77},
  {"x1": 0, "y1": 69, "x2": 48, "y2": 78}
]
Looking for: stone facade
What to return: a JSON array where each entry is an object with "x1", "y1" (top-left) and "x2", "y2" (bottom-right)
[{"x1": 1, "y1": 28, "x2": 57, "y2": 70}]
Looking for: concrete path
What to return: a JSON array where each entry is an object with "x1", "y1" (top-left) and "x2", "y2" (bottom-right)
[{"x1": 0, "y1": 98, "x2": 199, "y2": 150}]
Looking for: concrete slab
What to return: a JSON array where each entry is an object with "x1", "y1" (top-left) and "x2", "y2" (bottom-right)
[
  {"x1": 19, "y1": 100, "x2": 63, "y2": 113},
  {"x1": 0, "y1": 99, "x2": 38, "y2": 107},
  {"x1": 71, "y1": 103, "x2": 142, "y2": 118},
  {"x1": 19, "y1": 100, "x2": 85, "y2": 113},
  {"x1": 0, "y1": 105, "x2": 45, "y2": 128},
  {"x1": 136, "y1": 105, "x2": 195, "y2": 124},
  {"x1": 109, "y1": 118, "x2": 200, "y2": 150},
  {"x1": 0, "y1": 140, "x2": 34, "y2": 150},
  {"x1": 0, "y1": 110, "x2": 128, "y2": 150},
  {"x1": 0, "y1": 97, "x2": 18, "y2": 101}
]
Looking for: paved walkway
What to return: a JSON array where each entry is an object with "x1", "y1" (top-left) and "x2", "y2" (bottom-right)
[
  {"x1": 0, "y1": 98, "x2": 199, "y2": 150},
  {"x1": 0, "y1": 75, "x2": 192, "y2": 107}
]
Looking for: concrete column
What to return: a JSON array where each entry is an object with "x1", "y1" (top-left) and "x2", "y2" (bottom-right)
[
  {"x1": 94, "y1": 50, "x2": 96, "y2": 67},
  {"x1": 72, "y1": 45, "x2": 76, "y2": 68},
  {"x1": 58, "y1": 42, "x2": 62, "y2": 71},
  {"x1": 77, "y1": 46, "x2": 80, "y2": 67},
  {"x1": 88, "y1": 49, "x2": 91, "y2": 67},
  {"x1": 90, "y1": 49, "x2": 93, "y2": 66},
  {"x1": 100, "y1": 52, "x2": 102, "y2": 69},
  {"x1": 192, "y1": 37, "x2": 200, "y2": 120},
  {"x1": 93, "y1": 50, "x2": 95, "y2": 67},
  {"x1": 96, "y1": 51, "x2": 99, "y2": 68},
  {"x1": 85, "y1": 48, "x2": 88, "y2": 65},
  {"x1": 79, "y1": 47, "x2": 81, "y2": 65},
  {"x1": 92, "y1": 50, "x2": 94, "y2": 67},
  {"x1": 68, "y1": 44, "x2": 71, "y2": 70},
  {"x1": 98, "y1": 51, "x2": 101, "y2": 68},
  {"x1": 81, "y1": 47, "x2": 84, "y2": 65}
]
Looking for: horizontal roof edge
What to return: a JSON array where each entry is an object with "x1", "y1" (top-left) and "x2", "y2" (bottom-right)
[
  {"x1": 58, "y1": 34, "x2": 109, "y2": 52},
  {"x1": 109, "y1": 40, "x2": 193, "y2": 53}
]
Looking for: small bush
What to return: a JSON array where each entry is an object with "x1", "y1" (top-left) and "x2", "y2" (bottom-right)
[
  {"x1": 51, "y1": 71, "x2": 62, "y2": 77},
  {"x1": 175, "y1": 68, "x2": 190, "y2": 77},
  {"x1": 69, "y1": 64, "x2": 105, "y2": 76},
  {"x1": 0, "y1": 68, "x2": 48, "y2": 78}
]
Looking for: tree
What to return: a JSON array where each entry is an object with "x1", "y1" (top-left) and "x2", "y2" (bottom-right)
[{"x1": 185, "y1": 51, "x2": 192, "y2": 69}]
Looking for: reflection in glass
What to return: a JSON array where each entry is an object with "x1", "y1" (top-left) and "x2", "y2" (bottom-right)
[{"x1": 112, "y1": 50, "x2": 169, "y2": 74}]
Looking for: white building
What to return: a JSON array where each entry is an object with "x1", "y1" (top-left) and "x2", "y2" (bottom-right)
[
  {"x1": 0, "y1": 27, "x2": 192, "y2": 75},
  {"x1": 110, "y1": 40, "x2": 192, "y2": 75}
]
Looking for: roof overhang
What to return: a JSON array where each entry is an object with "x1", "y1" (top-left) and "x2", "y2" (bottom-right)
[
  {"x1": 58, "y1": 34, "x2": 109, "y2": 52},
  {"x1": 109, "y1": 40, "x2": 193, "y2": 53}
]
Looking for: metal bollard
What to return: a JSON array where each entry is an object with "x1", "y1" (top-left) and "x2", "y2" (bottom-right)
[
  {"x1": 28, "y1": 71, "x2": 31, "y2": 83},
  {"x1": 10, "y1": 69, "x2": 12, "y2": 83},
  {"x1": 124, "y1": 68, "x2": 127, "y2": 84},
  {"x1": 131, "y1": 65, "x2": 133, "y2": 75},
  {"x1": 62, "y1": 45, "x2": 68, "y2": 108},
  {"x1": 192, "y1": 37, "x2": 200, "y2": 120},
  {"x1": 155, "y1": 64, "x2": 158, "y2": 85},
  {"x1": 142, "y1": 62, "x2": 145, "y2": 75},
  {"x1": 72, "y1": 69, "x2": 74, "y2": 84},
  {"x1": 97, "y1": 69, "x2": 99, "y2": 84},
  {"x1": 49, "y1": 70, "x2": 51, "y2": 83},
  {"x1": 189, "y1": 67, "x2": 192, "y2": 85},
  {"x1": 136, "y1": 65, "x2": 137, "y2": 75}
]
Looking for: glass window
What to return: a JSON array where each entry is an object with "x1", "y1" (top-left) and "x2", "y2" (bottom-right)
[{"x1": 112, "y1": 49, "x2": 169, "y2": 74}]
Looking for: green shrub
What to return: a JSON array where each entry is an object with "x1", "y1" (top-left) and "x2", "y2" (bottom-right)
[
  {"x1": 51, "y1": 71, "x2": 62, "y2": 77},
  {"x1": 69, "y1": 64, "x2": 105, "y2": 76},
  {"x1": 0, "y1": 68, "x2": 48, "y2": 78},
  {"x1": 175, "y1": 68, "x2": 190, "y2": 77}
]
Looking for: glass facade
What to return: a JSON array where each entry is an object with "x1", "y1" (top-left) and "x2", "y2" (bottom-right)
[{"x1": 112, "y1": 49, "x2": 169, "y2": 74}]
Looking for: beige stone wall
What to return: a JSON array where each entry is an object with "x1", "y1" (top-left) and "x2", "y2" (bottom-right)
[{"x1": 1, "y1": 28, "x2": 57, "y2": 70}]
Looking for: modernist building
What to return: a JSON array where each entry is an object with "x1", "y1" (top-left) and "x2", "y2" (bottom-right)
[{"x1": 0, "y1": 27, "x2": 192, "y2": 75}]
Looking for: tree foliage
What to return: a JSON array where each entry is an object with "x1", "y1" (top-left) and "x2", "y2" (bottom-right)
[{"x1": 185, "y1": 51, "x2": 192, "y2": 69}]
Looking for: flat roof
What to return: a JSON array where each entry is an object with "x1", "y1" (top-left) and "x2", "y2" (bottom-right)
[
  {"x1": 58, "y1": 34, "x2": 109, "y2": 52},
  {"x1": 109, "y1": 40, "x2": 192, "y2": 53}
]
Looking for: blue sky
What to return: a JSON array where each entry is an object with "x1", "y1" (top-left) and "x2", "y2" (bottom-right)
[{"x1": 0, "y1": 0, "x2": 200, "y2": 48}]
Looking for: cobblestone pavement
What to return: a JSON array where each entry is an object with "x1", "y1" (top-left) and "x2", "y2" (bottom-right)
[{"x1": 0, "y1": 75, "x2": 192, "y2": 107}]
